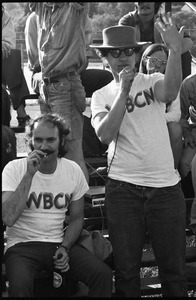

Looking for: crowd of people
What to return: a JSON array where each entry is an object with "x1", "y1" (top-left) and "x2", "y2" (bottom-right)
[{"x1": 2, "y1": 2, "x2": 196, "y2": 298}]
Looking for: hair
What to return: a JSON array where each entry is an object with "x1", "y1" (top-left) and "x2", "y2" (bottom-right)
[
  {"x1": 26, "y1": 113, "x2": 70, "y2": 157},
  {"x1": 134, "y1": 2, "x2": 163, "y2": 15},
  {"x1": 139, "y1": 43, "x2": 168, "y2": 74}
]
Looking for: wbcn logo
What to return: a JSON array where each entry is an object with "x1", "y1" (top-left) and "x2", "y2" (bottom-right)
[{"x1": 26, "y1": 192, "x2": 72, "y2": 209}]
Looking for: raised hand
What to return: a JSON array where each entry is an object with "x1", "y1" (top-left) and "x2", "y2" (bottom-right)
[{"x1": 155, "y1": 12, "x2": 182, "y2": 53}]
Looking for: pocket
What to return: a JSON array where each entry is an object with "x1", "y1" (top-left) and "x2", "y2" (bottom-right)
[
  {"x1": 51, "y1": 25, "x2": 67, "y2": 50},
  {"x1": 50, "y1": 81, "x2": 70, "y2": 95},
  {"x1": 106, "y1": 178, "x2": 122, "y2": 196}
]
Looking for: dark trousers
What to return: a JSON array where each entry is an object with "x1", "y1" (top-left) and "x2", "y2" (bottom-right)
[
  {"x1": 2, "y1": 49, "x2": 29, "y2": 110},
  {"x1": 5, "y1": 241, "x2": 113, "y2": 297},
  {"x1": 105, "y1": 178, "x2": 188, "y2": 297}
]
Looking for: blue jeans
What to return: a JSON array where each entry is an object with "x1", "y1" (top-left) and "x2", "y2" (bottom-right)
[
  {"x1": 39, "y1": 74, "x2": 89, "y2": 180},
  {"x1": 4, "y1": 241, "x2": 112, "y2": 297},
  {"x1": 105, "y1": 178, "x2": 188, "y2": 297},
  {"x1": 39, "y1": 73, "x2": 85, "y2": 141}
]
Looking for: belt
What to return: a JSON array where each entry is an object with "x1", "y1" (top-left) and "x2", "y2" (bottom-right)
[{"x1": 43, "y1": 71, "x2": 78, "y2": 85}]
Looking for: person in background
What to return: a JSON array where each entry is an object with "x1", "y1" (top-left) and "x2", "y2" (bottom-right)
[
  {"x1": 179, "y1": 73, "x2": 196, "y2": 179},
  {"x1": 118, "y1": 2, "x2": 193, "y2": 79},
  {"x1": 28, "y1": 2, "x2": 91, "y2": 182},
  {"x1": 139, "y1": 43, "x2": 183, "y2": 169},
  {"x1": 24, "y1": 11, "x2": 42, "y2": 96},
  {"x1": 25, "y1": 11, "x2": 113, "y2": 104},
  {"x1": 2, "y1": 5, "x2": 30, "y2": 127},
  {"x1": 2, "y1": 113, "x2": 113, "y2": 297},
  {"x1": 190, "y1": 153, "x2": 196, "y2": 237},
  {"x1": 90, "y1": 13, "x2": 188, "y2": 297}
]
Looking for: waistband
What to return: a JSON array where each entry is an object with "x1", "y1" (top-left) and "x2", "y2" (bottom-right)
[
  {"x1": 107, "y1": 177, "x2": 149, "y2": 190},
  {"x1": 43, "y1": 71, "x2": 78, "y2": 85}
]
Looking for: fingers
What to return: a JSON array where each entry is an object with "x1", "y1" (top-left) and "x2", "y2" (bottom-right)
[
  {"x1": 54, "y1": 253, "x2": 70, "y2": 272},
  {"x1": 155, "y1": 12, "x2": 174, "y2": 33},
  {"x1": 27, "y1": 150, "x2": 46, "y2": 167}
]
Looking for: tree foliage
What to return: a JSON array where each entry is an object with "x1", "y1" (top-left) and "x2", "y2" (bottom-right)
[{"x1": 2, "y1": 2, "x2": 196, "y2": 40}]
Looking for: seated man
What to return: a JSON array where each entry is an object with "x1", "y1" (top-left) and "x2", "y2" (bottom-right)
[{"x1": 2, "y1": 113, "x2": 112, "y2": 297}]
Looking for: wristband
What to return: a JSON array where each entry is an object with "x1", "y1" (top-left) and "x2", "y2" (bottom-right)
[{"x1": 59, "y1": 245, "x2": 69, "y2": 254}]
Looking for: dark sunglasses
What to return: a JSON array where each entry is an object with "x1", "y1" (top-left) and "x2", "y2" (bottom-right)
[{"x1": 108, "y1": 48, "x2": 136, "y2": 58}]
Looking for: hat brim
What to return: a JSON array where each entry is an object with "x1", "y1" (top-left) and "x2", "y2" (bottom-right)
[{"x1": 90, "y1": 42, "x2": 150, "y2": 49}]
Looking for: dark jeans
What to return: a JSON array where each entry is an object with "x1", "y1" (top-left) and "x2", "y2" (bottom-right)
[
  {"x1": 105, "y1": 178, "x2": 188, "y2": 297},
  {"x1": 4, "y1": 241, "x2": 112, "y2": 297},
  {"x1": 2, "y1": 49, "x2": 29, "y2": 110}
]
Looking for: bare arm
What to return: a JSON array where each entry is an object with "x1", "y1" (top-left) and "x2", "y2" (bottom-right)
[
  {"x1": 154, "y1": 13, "x2": 182, "y2": 103},
  {"x1": 53, "y1": 197, "x2": 84, "y2": 272},
  {"x1": 2, "y1": 174, "x2": 33, "y2": 227},
  {"x1": 2, "y1": 150, "x2": 47, "y2": 227},
  {"x1": 94, "y1": 68, "x2": 136, "y2": 145}
]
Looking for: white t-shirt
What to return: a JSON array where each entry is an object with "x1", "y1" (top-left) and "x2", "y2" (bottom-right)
[
  {"x1": 165, "y1": 92, "x2": 181, "y2": 123},
  {"x1": 91, "y1": 73, "x2": 180, "y2": 187},
  {"x1": 2, "y1": 157, "x2": 89, "y2": 253}
]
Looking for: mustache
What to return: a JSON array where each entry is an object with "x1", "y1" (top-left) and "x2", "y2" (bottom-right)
[{"x1": 42, "y1": 150, "x2": 54, "y2": 156}]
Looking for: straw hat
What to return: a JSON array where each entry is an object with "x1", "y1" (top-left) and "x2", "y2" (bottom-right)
[{"x1": 90, "y1": 25, "x2": 148, "y2": 49}]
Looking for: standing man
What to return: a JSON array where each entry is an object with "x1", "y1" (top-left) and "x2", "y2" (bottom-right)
[
  {"x1": 29, "y1": 2, "x2": 90, "y2": 181},
  {"x1": 2, "y1": 113, "x2": 113, "y2": 297},
  {"x1": 2, "y1": 5, "x2": 30, "y2": 127},
  {"x1": 90, "y1": 13, "x2": 188, "y2": 297}
]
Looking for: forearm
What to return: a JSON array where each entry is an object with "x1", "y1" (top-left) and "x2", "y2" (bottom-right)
[
  {"x1": 2, "y1": 173, "x2": 33, "y2": 227},
  {"x1": 96, "y1": 90, "x2": 128, "y2": 144},
  {"x1": 61, "y1": 217, "x2": 84, "y2": 250},
  {"x1": 164, "y1": 48, "x2": 182, "y2": 101}
]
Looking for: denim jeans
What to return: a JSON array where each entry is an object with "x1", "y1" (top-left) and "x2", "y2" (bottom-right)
[
  {"x1": 39, "y1": 73, "x2": 85, "y2": 141},
  {"x1": 38, "y1": 74, "x2": 88, "y2": 178},
  {"x1": 4, "y1": 241, "x2": 112, "y2": 297},
  {"x1": 105, "y1": 178, "x2": 188, "y2": 297}
]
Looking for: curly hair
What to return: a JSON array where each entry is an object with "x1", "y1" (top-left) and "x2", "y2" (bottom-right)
[{"x1": 26, "y1": 113, "x2": 70, "y2": 157}]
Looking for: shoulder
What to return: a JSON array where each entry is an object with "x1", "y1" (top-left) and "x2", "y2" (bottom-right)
[
  {"x1": 118, "y1": 11, "x2": 137, "y2": 26},
  {"x1": 59, "y1": 157, "x2": 82, "y2": 172},
  {"x1": 3, "y1": 158, "x2": 27, "y2": 173},
  {"x1": 184, "y1": 73, "x2": 196, "y2": 84}
]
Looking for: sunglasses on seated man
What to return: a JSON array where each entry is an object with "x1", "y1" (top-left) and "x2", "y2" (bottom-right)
[
  {"x1": 108, "y1": 48, "x2": 138, "y2": 58},
  {"x1": 145, "y1": 56, "x2": 167, "y2": 66}
]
